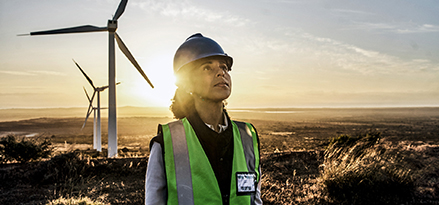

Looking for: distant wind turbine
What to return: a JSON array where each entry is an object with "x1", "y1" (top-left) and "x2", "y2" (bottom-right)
[
  {"x1": 74, "y1": 60, "x2": 119, "y2": 152},
  {"x1": 20, "y1": 0, "x2": 154, "y2": 157},
  {"x1": 83, "y1": 88, "x2": 104, "y2": 152}
]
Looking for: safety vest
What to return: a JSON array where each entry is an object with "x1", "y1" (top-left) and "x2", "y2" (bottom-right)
[{"x1": 162, "y1": 118, "x2": 260, "y2": 205}]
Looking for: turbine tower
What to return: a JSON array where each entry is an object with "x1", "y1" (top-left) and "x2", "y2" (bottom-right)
[
  {"x1": 83, "y1": 89, "x2": 103, "y2": 152},
  {"x1": 20, "y1": 0, "x2": 154, "y2": 157}
]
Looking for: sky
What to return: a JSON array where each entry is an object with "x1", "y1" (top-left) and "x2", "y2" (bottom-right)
[{"x1": 1, "y1": 0, "x2": 438, "y2": 109}]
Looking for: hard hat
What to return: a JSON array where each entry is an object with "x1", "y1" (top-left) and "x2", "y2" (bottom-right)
[{"x1": 173, "y1": 33, "x2": 233, "y2": 74}]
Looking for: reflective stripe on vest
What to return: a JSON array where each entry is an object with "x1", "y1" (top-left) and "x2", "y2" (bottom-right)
[
  {"x1": 162, "y1": 118, "x2": 259, "y2": 205},
  {"x1": 168, "y1": 120, "x2": 194, "y2": 204},
  {"x1": 234, "y1": 121, "x2": 260, "y2": 205}
]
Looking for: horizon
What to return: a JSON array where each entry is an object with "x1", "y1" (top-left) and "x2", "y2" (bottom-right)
[
  {"x1": 2, "y1": 105, "x2": 438, "y2": 123},
  {"x1": 2, "y1": 105, "x2": 439, "y2": 110},
  {"x1": 1, "y1": 0, "x2": 439, "y2": 109}
]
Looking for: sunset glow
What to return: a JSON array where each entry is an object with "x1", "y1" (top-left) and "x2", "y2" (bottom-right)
[
  {"x1": 118, "y1": 52, "x2": 177, "y2": 107},
  {"x1": 0, "y1": 0, "x2": 438, "y2": 109}
]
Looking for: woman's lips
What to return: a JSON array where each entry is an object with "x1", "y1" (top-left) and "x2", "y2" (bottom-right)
[{"x1": 215, "y1": 82, "x2": 229, "y2": 87}]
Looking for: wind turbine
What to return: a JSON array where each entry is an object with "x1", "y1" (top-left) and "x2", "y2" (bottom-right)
[
  {"x1": 83, "y1": 88, "x2": 103, "y2": 152},
  {"x1": 20, "y1": 0, "x2": 154, "y2": 157},
  {"x1": 74, "y1": 60, "x2": 119, "y2": 152}
]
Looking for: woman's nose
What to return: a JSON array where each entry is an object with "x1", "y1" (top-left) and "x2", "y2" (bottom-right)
[{"x1": 216, "y1": 67, "x2": 226, "y2": 77}]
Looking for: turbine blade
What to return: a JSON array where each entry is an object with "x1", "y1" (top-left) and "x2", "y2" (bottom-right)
[
  {"x1": 82, "y1": 108, "x2": 94, "y2": 129},
  {"x1": 74, "y1": 59, "x2": 95, "y2": 89},
  {"x1": 81, "y1": 120, "x2": 87, "y2": 130},
  {"x1": 29, "y1": 25, "x2": 108, "y2": 36},
  {"x1": 82, "y1": 104, "x2": 93, "y2": 129},
  {"x1": 90, "y1": 90, "x2": 97, "y2": 104},
  {"x1": 98, "y1": 82, "x2": 119, "y2": 91},
  {"x1": 83, "y1": 87, "x2": 91, "y2": 102},
  {"x1": 87, "y1": 91, "x2": 96, "y2": 116},
  {"x1": 114, "y1": 33, "x2": 154, "y2": 88},
  {"x1": 82, "y1": 90, "x2": 96, "y2": 129},
  {"x1": 113, "y1": 0, "x2": 128, "y2": 21}
]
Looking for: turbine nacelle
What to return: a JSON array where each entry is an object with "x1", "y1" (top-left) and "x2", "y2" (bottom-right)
[
  {"x1": 107, "y1": 20, "x2": 118, "y2": 32},
  {"x1": 96, "y1": 82, "x2": 121, "y2": 92}
]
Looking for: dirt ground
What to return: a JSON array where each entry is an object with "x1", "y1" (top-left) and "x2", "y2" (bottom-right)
[{"x1": 1, "y1": 107, "x2": 439, "y2": 204}]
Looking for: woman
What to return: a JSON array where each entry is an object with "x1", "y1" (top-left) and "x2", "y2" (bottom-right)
[{"x1": 145, "y1": 33, "x2": 262, "y2": 205}]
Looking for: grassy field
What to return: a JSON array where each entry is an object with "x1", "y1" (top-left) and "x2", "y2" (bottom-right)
[{"x1": 1, "y1": 107, "x2": 439, "y2": 204}]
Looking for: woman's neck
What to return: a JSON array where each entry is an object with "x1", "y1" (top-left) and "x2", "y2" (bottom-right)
[{"x1": 194, "y1": 98, "x2": 224, "y2": 132}]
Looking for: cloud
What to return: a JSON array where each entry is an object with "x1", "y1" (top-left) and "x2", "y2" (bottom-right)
[
  {"x1": 311, "y1": 37, "x2": 437, "y2": 74},
  {"x1": 396, "y1": 24, "x2": 439, "y2": 34},
  {"x1": 0, "y1": 92, "x2": 40, "y2": 96},
  {"x1": 344, "y1": 21, "x2": 439, "y2": 34},
  {"x1": 0, "y1": 71, "x2": 36, "y2": 76},
  {"x1": 261, "y1": 0, "x2": 305, "y2": 4},
  {"x1": 30, "y1": 70, "x2": 67, "y2": 76},
  {"x1": 342, "y1": 22, "x2": 397, "y2": 31},
  {"x1": 331, "y1": 9, "x2": 376, "y2": 16},
  {"x1": 0, "y1": 70, "x2": 66, "y2": 76},
  {"x1": 242, "y1": 27, "x2": 439, "y2": 75},
  {"x1": 131, "y1": 0, "x2": 251, "y2": 27}
]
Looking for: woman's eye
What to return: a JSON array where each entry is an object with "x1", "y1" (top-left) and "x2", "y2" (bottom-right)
[
  {"x1": 203, "y1": 66, "x2": 212, "y2": 71},
  {"x1": 220, "y1": 65, "x2": 229, "y2": 72}
]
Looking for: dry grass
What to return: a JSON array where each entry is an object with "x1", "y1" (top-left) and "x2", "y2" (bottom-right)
[
  {"x1": 321, "y1": 132, "x2": 413, "y2": 204},
  {"x1": 1, "y1": 112, "x2": 439, "y2": 204},
  {"x1": 1, "y1": 138, "x2": 438, "y2": 204},
  {"x1": 259, "y1": 133, "x2": 439, "y2": 204},
  {"x1": 0, "y1": 151, "x2": 146, "y2": 204},
  {"x1": 47, "y1": 196, "x2": 109, "y2": 205},
  {"x1": 261, "y1": 151, "x2": 330, "y2": 204}
]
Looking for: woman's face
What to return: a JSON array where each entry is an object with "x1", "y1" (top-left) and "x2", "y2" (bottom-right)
[{"x1": 189, "y1": 57, "x2": 232, "y2": 103}]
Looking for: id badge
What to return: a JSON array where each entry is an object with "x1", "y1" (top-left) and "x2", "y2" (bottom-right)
[{"x1": 236, "y1": 172, "x2": 257, "y2": 195}]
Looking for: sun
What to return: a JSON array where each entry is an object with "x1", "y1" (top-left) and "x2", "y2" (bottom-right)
[{"x1": 124, "y1": 52, "x2": 177, "y2": 107}]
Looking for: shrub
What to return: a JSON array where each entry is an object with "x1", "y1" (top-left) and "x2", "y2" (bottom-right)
[
  {"x1": 0, "y1": 135, "x2": 53, "y2": 163},
  {"x1": 327, "y1": 131, "x2": 381, "y2": 148},
  {"x1": 321, "y1": 132, "x2": 415, "y2": 204},
  {"x1": 47, "y1": 196, "x2": 108, "y2": 205},
  {"x1": 32, "y1": 152, "x2": 90, "y2": 185}
]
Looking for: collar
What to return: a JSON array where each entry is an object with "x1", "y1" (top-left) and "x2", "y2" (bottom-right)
[{"x1": 204, "y1": 112, "x2": 229, "y2": 133}]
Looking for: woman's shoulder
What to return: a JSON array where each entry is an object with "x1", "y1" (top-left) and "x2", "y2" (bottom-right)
[
  {"x1": 232, "y1": 120, "x2": 257, "y2": 130},
  {"x1": 149, "y1": 119, "x2": 182, "y2": 151},
  {"x1": 149, "y1": 132, "x2": 164, "y2": 152}
]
